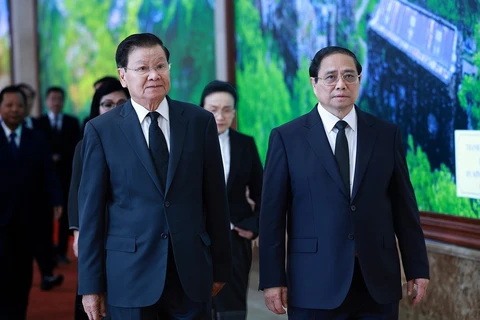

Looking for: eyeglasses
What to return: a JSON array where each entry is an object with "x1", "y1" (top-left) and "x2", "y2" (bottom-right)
[
  {"x1": 123, "y1": 63, "x2": 171, "y2": 76},
  {"x1": 315, "y1": 73, "x2": 360, "y2": 86},
  {"x1": 100, "y1": 99, "x2": 127, "y2": 109},
  {"x1": 205, "y1": 107, "x2": 235, "y2": 117}
]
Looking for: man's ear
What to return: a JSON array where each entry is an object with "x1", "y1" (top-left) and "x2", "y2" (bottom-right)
[{"x1": 118, "y1": 68, "x2": 127, "y2": 88}]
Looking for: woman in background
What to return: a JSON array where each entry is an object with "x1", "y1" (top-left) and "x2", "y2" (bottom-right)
[
  {"x1": 68, "y1": 78, "x2": 129, "y2": 320},
  {"x1": 200, "y1": 80, "x2": 263, "y2": 320}
]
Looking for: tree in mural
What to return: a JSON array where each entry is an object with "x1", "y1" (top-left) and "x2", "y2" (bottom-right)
[{"x1": 37, "y1": 0, "x2": 215, "y2": 121}]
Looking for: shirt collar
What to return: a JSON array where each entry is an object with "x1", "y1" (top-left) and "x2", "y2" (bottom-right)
[
  {"x1": 1, "y1": 121, "x2": 22, "y2": 138},
  {"x1": 48, "y1": 111, "x2": 63, "y2": 121},
  {"x1": 131, "y1": 98, "x2": 169, "y2": 123},
  {"x1": 219, "y1": 129, "x2": 230, "y2": 140},
  {"x1": 317, "y1": 104, "x2": 357, "y2": 133}
]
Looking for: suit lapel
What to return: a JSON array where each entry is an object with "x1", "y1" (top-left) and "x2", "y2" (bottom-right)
[
  {"x1": 118, "y1": 101, "x2": 164, "y2": 196},
  {"x1": 165, "y1": 97, "x2": 188, "y2": 194},
  {"x1": 351, "y1": 108, "x2": 377, "y2": 202},
  {"x1": 227, "y1": 130, "x2": 242, "y2": 194},
  {"x1": 18, "y1": 127, "x2": 33, "y2": 159},
  {"x1": 303, "y1": 107, "x2": 349, "y2": 198}
]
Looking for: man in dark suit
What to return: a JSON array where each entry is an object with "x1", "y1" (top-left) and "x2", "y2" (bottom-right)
[
  {"x1": 17, "y1": 82, "x2": 64, "y2": 291},
  {"x1": 259, "y1": 46, "x2": 430, "y2": 319},
  {"x1": 78, "y1": 33, "x2": 232, "y2": 320},
  {"x1": 200, "y1": 80, "x2": 263, "y2": 319},
  {"x1": 0, "y1": 85, "x2": 62, "y2": 319},
  {"x1": 37, "y1": 86, "x2": 80, "y2": 264}
]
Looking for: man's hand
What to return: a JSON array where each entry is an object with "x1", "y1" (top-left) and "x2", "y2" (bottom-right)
[
  {"x1": 53, "y1": 206, "x2": 63, "y2": 220},
  {"x1": 264, "y1": 286, "x2": 288, "y2": 314},
  {"x1": 407, "y1": 278, "x2": 429, "y2": 306},
  {"x1": 82, "y1": 293, "x2": 106, "y2": 320},
  {"x1": 73, "y1": 230, "x2": 79, "y2": 258},
  {"x1": 234, "y1": 226, "x2": 254, "y2": 240},
  {"x1": 212, "y1": 282, "x2": 225, "y2": 296}
]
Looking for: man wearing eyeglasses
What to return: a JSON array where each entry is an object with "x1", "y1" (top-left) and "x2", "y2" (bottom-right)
[
  {"x1": 77, "y1": 33, "x2": 232, "y2": 320},
  {"x1": 259, "y1": 46, "x2": 430, "y2": 319}
]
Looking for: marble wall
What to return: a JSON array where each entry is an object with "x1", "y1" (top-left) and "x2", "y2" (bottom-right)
[{"x1": 399, "y1": 240, "x2": 480, "y2": 320}]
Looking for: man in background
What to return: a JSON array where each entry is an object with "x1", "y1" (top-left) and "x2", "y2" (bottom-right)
[{"x1": 37, "y1": 86, "x2": 80, "y2": 264}]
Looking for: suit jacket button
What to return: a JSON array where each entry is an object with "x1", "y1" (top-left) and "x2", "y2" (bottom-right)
[
  {"x1": 350, "y1": 205, "x2": 356, "y2": 211},
  {"x1": 348, "y1": 233, "x2": 355, "y2": 240},
  {"x1": 165, "y1": 201, "x2": 171, "y2": 207},
  {"x1": 161, "y1": 233, "x2": 168, "y2": 239}
]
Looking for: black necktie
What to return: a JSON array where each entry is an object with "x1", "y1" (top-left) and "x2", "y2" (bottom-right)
[
  {"x1": 9, "y1": 132, "x2": 19, "y2": 159},
  {"x1": 148, "y1": 112, "x2": 169, "y2": 192},
  {"x1": 334, "y1": 120, "x2": 350, "y2": 196}
]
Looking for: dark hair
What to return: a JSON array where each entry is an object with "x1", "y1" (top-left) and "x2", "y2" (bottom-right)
[
  {"x1": 309, "y1": 46, "x2": 362, "y2": 81},
  {"x1": 199, "y1": 80, "x2": 238, "y2": 109},
  {"x1": 46, "y1": 86, "x2": 65, "y2": 99},
  {"x1": 0, "y1": 85, "x2": 27, "y2": 107},
  {"x1": 115, "y1": 33, "x2": 170, "y2": 69},
  {"x1": 17, "y1": 83, "x2": 36, "y2": 98},
  {"x1": 93, "y1": 76, "x2": 118, "y2": 89},
  {"x1": 89, "y1": 79, "x2": 129, "y2": 119}
]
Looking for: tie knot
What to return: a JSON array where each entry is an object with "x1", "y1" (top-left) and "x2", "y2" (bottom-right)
[
  {"x1": 9, "y1": 132, "x2": 16, "y2": 139},
  {"x1": 335, "y1": 120, "x2": 348, "y2": 131},
  {"x1": 149, "y1": 112, "x2": 160, "y2": 122}
]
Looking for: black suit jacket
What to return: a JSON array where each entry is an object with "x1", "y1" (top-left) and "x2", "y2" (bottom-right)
[
  {"x1": 0, "y1": 126, "x2": 62, "y2": 255},
  {"x1": 37, "y1": 113, "x2": 80, "y2": 193},
  {"x1": 68, "y1": 141, "x2": 82, "y2": 229},
  {"x1": 226, "y1": 130, "x2": 263, "y2": 236}
]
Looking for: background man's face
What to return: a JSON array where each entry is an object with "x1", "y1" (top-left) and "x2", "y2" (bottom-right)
[
  {"x1": 0, "y1": 92, "x2": 25, "y2": 129},
  {"x1": 46, "y1": 91, "x2": 64, "y2": 114}
]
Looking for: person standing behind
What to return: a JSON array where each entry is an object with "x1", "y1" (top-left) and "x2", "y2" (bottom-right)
[
  {"x1": 200, "y1": 80, "x2": 263, "y2": 320},
  {"x1": 259, "y1": 46, "x2": 430, "y2": 319},
  {"x1": 17, "y1": 82, "x2": 65, "y2": 291},
  {"x1": 0, "y1": 85, "x2": 62, "y2": 319},
  {"x1": 68, "y1": 78, "x2": 129, "y2": 320},
  {"x1": 78, "y1": 33, "x2": 232, "y2": 320},
  {"x1": 37, "y1": 86, "x2": 81, "y2": 264}
]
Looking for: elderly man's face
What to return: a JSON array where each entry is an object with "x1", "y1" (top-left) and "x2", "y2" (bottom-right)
[
  {"x1": 0, "y1": 92, "x2": 25, "y2": 130},
  {"x1": 118, "y1": 45, "x2": 171, "y2": 110}
]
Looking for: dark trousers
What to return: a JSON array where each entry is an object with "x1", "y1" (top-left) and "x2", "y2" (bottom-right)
[
  {"x1": 33, "y1": 208, "x2": 55, "y2": 277},
  {"x1": 212, "y1": 232, "x2": 251, "y2": 320},
  {"x1": 56, "y1": 204, "x2": 71, "y2": 258},
  {"x1": 108, "y1": 247, "x2": 211, "y2": 320},
  {"x1": 288, "y1": 259, "x2": 399, "y2": 320},
  {"x1": 0, "y1": 223, "x2": 33, "y2": 320}
]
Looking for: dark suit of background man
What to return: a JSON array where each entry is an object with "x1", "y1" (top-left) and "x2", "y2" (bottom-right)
[
  {"x1": 17, "y1": 83, "x2": 64, "y2": 291},
  {"x1": 259, "y1": 46, "x2": 430, "y2": 319},
  {"x1": 37, "y1": 86, "x2": 81, "y2": 264},
  {"x1": 0, "y1": 86, "x2": 62, "y2": 320},
  {"x1": 78, "y1": 33, "x2": 232, "y2": 320},
  {"x1": 200, "y1": 80, "x2": 264, "y2": 319}
]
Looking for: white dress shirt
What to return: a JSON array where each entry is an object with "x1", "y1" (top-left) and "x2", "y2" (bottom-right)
[
  {"x1": 1, "y1": 121, "x2": 22, "y2": 147},
  {"x1": 317, "y1": 104, "x2": 358, "y2": 195},
  {"x1": 131, "y1": 98, "x2": 170, "y2": 152},
  {"x1": 218, "y1": 129, "x2": 230, "y2": 184},
  {"x1": 48, "y1": 111, "x2": 63, "y2": 131}
]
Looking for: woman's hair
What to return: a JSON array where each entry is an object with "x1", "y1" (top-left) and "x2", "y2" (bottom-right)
[
  {"x1": 199, "y1": 80, "x2": 238, "y2": 108},
  {"x1": 89, "y1": 79, "x2": 129, "y2": 119}
]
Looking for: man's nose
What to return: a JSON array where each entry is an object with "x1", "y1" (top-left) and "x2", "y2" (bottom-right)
[{"x1": 147, "y1": 68, "x2": 161, "y2": 80}]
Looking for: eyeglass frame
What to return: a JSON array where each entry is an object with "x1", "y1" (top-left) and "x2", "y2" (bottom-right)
[
  {"x1": 99, "y1": 99, "x2": 128, "y2": 109},
  {"x1": 314, "y1": 73, "x2": 361, "y2": 86},
  {"x1": 122, "y1": 63, "x2": 172, "y2": 75}
]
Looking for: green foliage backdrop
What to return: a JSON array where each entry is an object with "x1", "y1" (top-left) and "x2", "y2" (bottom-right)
[
  {"x1": 0, "y1": 0, "x2": 11, "y2": 88},
  {"x1": 235, "y1": 0, "x2": 479, "y2": 219},
  {"x1": 37, "y1": 0, "x2": 215, "y2": 122}
]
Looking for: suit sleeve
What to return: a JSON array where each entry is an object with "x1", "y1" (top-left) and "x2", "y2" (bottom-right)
[
  {"x1": 77, "y1": 123, "x2": 108, "y2": 295},
  {"x1": 202, "y1": 114, "x2": 233, "y2": 282},
  {"x1": 390, "y1": 127, "x2": 429, "y2": 280},
  {"x1": 68, "y1": 141, "x2": 83, "y2": 229},
  {"x1": 259, "y1": 128, "x2": 289, "y2": 290},
  {"x1": 234, "y1": 136, "x2": 263, "y2": 237}
]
